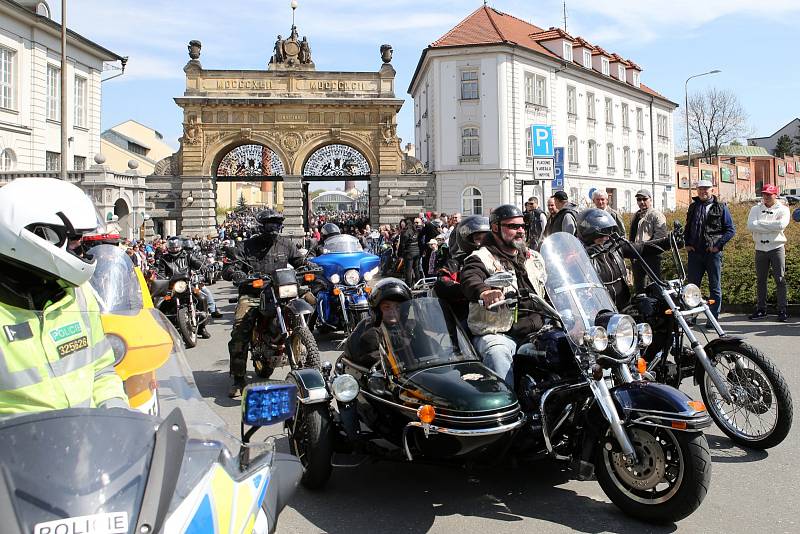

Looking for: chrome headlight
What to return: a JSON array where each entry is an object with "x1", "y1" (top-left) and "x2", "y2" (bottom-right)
[
  {"x1": 583, "y1": 326, "x2": 608, "y2": 352},
  {"x1": 363, "y1": 266, "x2": 379, "y2": 282},
  {"x1": 607, "y1": 314, "x2": 637, "y2": 357},
  {"x1": 173, "y1": 280, "x2": 188, "y2": 293},
  {"x1": 278, "y1": 284, "x2": 298, "y2": 299},
  {"x1": 329, "y1": 273, "x2": 341, "y2": 284},
  {"x1": 331, "y1": 374, "x2": 359, "y2": 403},
  {"x1": 343, "y1": 269, "x2": 360, "y2": 286},
  {"x1": 681, "y1": 284, "x2": 703, "y2": 308},
  {"x1": 637, "y1": 323, "x2": 653, "y2": 347}
]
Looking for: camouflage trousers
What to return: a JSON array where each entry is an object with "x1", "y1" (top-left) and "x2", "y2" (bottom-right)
[{"x1": 228, "y1": 295, "x2": 260, "y2": 378}]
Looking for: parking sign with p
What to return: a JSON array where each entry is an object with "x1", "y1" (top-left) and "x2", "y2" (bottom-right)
[{"x1": 530, "y1": 125, "x2": 553, "y2": 157}]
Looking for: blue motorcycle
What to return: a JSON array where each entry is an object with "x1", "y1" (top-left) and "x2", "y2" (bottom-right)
[{"x1": 308, "y1": 234, "x2": 380, "y2": 333}]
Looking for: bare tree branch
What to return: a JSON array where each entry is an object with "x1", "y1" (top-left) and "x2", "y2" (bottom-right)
[{"x1": 687, "y1": 87, "x2": 752, "y2": 162}]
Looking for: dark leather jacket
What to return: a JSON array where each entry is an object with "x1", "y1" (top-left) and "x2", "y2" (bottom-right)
[
  {"x1": 157, "y1": 251, "x2": 202, "y2": 279},
  {"x1": 229, "y1": 233, "x2": 304, "y2": 296}
]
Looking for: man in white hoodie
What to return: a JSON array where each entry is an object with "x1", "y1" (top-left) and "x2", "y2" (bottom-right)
[{"x1": 747, "y1": 184, "x2": 790, "y2": 322}]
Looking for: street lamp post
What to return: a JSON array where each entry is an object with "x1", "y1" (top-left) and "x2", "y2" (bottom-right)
[
  {"x1": 685, "y1": 70, "x2": 721, "y2": 176},
  {"x1": 60, "y1": 0, "x2": 67, "y2": 181}
]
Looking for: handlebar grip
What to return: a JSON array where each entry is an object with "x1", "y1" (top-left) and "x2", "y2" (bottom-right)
[{"x1": 478, "y1": 298, "x2": 516, "y2": 310}]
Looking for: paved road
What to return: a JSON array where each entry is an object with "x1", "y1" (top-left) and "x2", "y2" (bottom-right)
[{"x1": 190, "y1": 282, "x2": 799, "y2": 534}]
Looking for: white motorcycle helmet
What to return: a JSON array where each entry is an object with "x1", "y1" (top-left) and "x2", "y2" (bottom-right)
[{"x1": 0, "y1": 178, "x2": 104, "y2": 286}]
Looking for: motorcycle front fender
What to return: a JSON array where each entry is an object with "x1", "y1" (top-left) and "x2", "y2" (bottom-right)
[
  {"x1": 611, "y1": 381, "x2": 711, "y2": 431},
  {"x1": 286, "y1": 368, "x2": 330, "y2": 405},
  {"x1": 694, "y1": 335, "x2": 745, "y2": 384}
]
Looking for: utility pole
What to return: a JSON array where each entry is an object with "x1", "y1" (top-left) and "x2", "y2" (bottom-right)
[{"x1": 60, "y1": 0, "x2": 67, "y2": 180}]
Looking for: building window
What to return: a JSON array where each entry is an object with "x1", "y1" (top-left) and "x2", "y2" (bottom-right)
[
  {"x1": 658, "y1": 153, "x2": 670, "y2": 177},
  {"x1": 624, "y1": 190, "x2": 632, "y2": 212},
  {"x1": 74, "y1": 76, "x2": 87, "y2": 128},
  {"x1": 618, "y1": 64, "x2": 625, "y2": 80},
  {"x1": 525, "y1": 73, "x2": 547, "y2": 107},
  {"x1": 662, "y1": 191, "x2": 668, "y2": 210},
  {"x1": 633, "y1": 71, "x2": 640, "y2": 88},
  {"x1": 607, "y1": 143, "x2": 615, "y2": 170},
  {"x1": 588, "y1": 140, "x2": 597, "y2": 168},
  {"x1": 570, "y1": 187, "x2": 579, "y2": 202},
  {"x1": 623, "y1": 146, "x2": 631, "y2": 172},
  {"x1": 461, "y1": 127, "x2": 479, "y2": 160},
  {"x1": 73, "y1": 155, "x2": 86, "y2": 171},
  {"x1": 127, "y1": 141, "x2": 147, "y2": 156},
  {"x1": 601, "y1": 57, "x2": 610, "y2": 76},
  {"x1": 462, "y1": 187, "x2": 483, "y2": 215},
  {"x1": 568, "y1": 136, "x2": 578, "y2": 165},
  {"x1": 47, "y1": 65, "x2": 60, "y2": 121},
  {"x1": 657, "y1": 114, "x2": 668, "y2": 139},
  {"x1": 526, "y1": 127, "x2": 532, "y2": 158},
  {"x1": 605, "y1": 97, "x2": 613, "y2": 125},
  {"x1": 636, "y1": 107, "x2": 644, "y2": 132},
  {"x1": 46, "y1": 151, "x2": 60, "y2": 171},
  {"x1": 563, "y1": 41, "x2": 573, "y2": 61},
  {"x1": 460, "y1": 70, "x2": 479, "y2": 100},
  {"x1": 583, "y1": 49, "x2": 591, "y2": 68},
  {"x1": 0, "y1": 148, "x2": 14, "y2": 171},
  {"x1": 0, "y1": 47, "x2": 15, "y2": 110},
  {"x1": 567, "y1": 85, "x2": 576, "y2": 116},
  {"x1": 621, "y1": 103, "x2": 629, "y2": 129},
  {"x1": 586, "y1": 92, "x2": 595, "y2": 120},
  {"x1": 637, "y1": 149, "x2": 645, "y2": 176}
]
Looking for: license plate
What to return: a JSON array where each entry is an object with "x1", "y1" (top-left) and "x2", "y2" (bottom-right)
[{"x1": 34, "y1": 512, "x2": 128, "y2": 534}]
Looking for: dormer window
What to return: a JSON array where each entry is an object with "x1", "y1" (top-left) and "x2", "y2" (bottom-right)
[
  {"x1": 632, "y1": 71, "x2": 640, "y2": 88},
  {"x1": 563, "y1": 42, "x2": 573, "y2": 61},
  {"x1": 583, "y1": 50, "x2": 591, "y2": 68},
  {"x1": 601, "y1": 58, "x2": 610, "y2": 76},
  {"x1": 618, "y1": 65, "x2": 625, "y2": 80}
]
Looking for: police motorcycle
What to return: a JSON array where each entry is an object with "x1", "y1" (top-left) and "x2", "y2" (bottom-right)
[
  {"x1": 230, "y1": 259, "x2": 322, "y2": 378},
  {"x1": 308, "y1": 234, "x2": 380, "y2": 333},
  {"x1": 613, "y1": 222, "x2": 793, "y2": 449},
  {"x1": 285, "y1": 233, "x2": 713, "y2": 523},
  {"x1": 0, "y1": 267, "x2": 301, "y2": 534}
]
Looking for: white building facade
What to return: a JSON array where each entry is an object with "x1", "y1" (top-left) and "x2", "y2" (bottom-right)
[
  {"x1": 0, "y1": 0, "x2": 122, "y2": 172},
  {"x1": 409, "y1": 6, "x2": 678, "y2": 216}
]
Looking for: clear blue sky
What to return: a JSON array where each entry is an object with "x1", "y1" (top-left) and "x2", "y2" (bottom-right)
[{"x1": 57, "y1": 0, "x2": 799, "y2": 153}]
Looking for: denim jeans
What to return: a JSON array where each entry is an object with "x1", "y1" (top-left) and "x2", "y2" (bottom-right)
[
  {"x1": 687, "y1": 251, "x2": 722, "y2": 317},
  {"x1": 200, "y1": 285, "x2": 216, "y2": 313},
  {"x1": 473, "y1": 333, "x2": 517, "y2": 385}
]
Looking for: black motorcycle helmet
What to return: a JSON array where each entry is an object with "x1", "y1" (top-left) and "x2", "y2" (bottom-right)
[
  {"x1": 320, "y1": 223, "x2": 341, "y2": 240},
  {"x1": 166, "y1": 237, "x2": 183, "y2": 255},
  {"x1": 489, "y1": 204, "x2": 524, "y2": 228},
  {"x1": 183, "y1": 238, "x2": 196, "y2": 252},
  {"x1": 455, "y1": 215, "x2": 490, "y2": 256},
  {"x1": 368, "y1": 277, "x2": 412, "y2": 326},
  {"x1": 256, "y1": 209, "x2": 284, "y2": 235},
  {"x1": 577, "y1": 208, "x2": 619, "y2": 245}
]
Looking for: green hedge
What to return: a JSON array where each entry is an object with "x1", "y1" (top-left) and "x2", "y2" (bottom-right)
[{"x1": 623, "y1": 202, "x2": 799, "y2": 306}]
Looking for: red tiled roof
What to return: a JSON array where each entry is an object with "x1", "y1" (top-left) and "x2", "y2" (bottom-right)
[
  {"x1": 529, "y1": 27, "x2": 574, "y2": 42},
  {"x1": 609, "y1": 53, "x2": 629, "y2": 65},
  {"x1": 572, "y1": 37, "x2": 594, "y2": 49},
  {"x1": 626, "y1": 59, "x2": 642, "y2": 71},
  {"x1": 591, "y1": 46, "x2": 610, "y2": 57}
]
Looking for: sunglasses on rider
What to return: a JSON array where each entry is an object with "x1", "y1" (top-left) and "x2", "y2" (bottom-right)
[{"x1": 500, "y1": 223, "x2": 526, "y2": 230}]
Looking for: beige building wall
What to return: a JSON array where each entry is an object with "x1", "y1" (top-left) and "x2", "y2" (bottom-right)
[{"x1": 100, "y1": 119, "x2": 176, "y2": 174}]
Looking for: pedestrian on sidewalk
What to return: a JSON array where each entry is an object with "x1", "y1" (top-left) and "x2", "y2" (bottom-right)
[{"x1": 747, "y1": 184, "x2": 790, "y2": 322}]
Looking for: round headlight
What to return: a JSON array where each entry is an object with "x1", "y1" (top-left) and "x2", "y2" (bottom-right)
[
  {"x1": 329, "y1": 273, "x2": 341, "y2": 284},
  {"x1": 637, "y1": 323, "x2": 653, "y2": 347},
  {"x1": 331, "y1": 374, "x2": 359, "y2": 403},
  {"x1": 343, "y1": 269, "x2": 360, "y2": 286},
  {"x1": 681, "y1": 284, "x2": 703, "y2": 308},
  {"x1": 363, "y1": 266, "x2": 379, "y2": 282},
  {"x1": 584, "y1": 326, "x2": 608, "y2": 352},
  {"x1": 607, "y1": 314, "x2": 637, "y2": 356},
  {"x1": 173, "y1": 280, "x2": 188, "y2": 293}
]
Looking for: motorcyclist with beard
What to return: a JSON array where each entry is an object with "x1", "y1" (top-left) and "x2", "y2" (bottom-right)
[
  {"x1": 433, "y1": 215, "x2": 490, "y2": 322},
  {"x1": 156, "y1": 237, "x2": 211, "y2": 339},
  {"x1": 342, "y1": 277, "x2": 412, "y2": 368},
  {"x1": 227, "y1": 209, "x2": 303, "y2": 397},
  {"x1": 460, "y1": 205, "x2": 547, "y2": 385},
  {"x1": 577, "y1": 208, "x2": 671, "y2": 310}
]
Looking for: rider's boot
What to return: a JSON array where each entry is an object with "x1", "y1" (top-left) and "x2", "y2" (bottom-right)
[
  {"x1": 199, "y1": 326, "x2": 211, "y2": 339},
  {"x1": 227, "y1": 376, "x2": 247, "y2": 398}
]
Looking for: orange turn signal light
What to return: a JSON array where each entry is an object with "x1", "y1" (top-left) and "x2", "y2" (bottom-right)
[
  {"x1": 163, "y1": 295, "x2": 172, "y2": 301},
  {"x1": 304, "y1": 273, "x2": 315, "y2": 282},
  {"x1": 708, "y1": 299, "x2": 716, "y2": 305},
  {"x1": 417, "y1": 404, "x2": 436, "y2": 424},
  {"x1": 252, "y1": 279, "x2": 265, "y2": 289},
  {"x1": 671, "y1": 421, "x2": 688, "y2": 430},
  {"x1": 637, "y1": 358, "x2": 647, "y2": 375},
  {"x1": 688, "y1": 400, "x2": 706, "y2": 412},
  {"x1": 364, "y1": 286, "x2": 372, "y2": 293},
  {"x1": 332, "y1": 288, "x2": 341, "y2": 296},
  {"x1": 664, "y1": 309, "x2": 673, "y2": 315}
]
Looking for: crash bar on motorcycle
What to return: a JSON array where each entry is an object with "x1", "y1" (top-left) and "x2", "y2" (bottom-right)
[{"x1": 401, "y1": 416, "x2": 526, "y2": 461}]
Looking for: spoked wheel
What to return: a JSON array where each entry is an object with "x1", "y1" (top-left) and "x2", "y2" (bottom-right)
[
  {"x1": 289, "y1": 325, "x2": 321, "y2": 369},
  {"x1": 287, "y1": 403, "x2": 334, "y2": 489},
  {"x1": 176, "y1": 307, "x2": 197, "y2": 348},
  {"x1": 596, "y1": 426, "x2": 711, "y2": 523},
  {"x1": 700, "y1": 341, "x2": 793, "y2": 449}
]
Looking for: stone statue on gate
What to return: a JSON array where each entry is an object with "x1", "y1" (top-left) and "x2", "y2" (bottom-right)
[{"x1": 268, "y1": 25, "x2": 315, "y2": 70}]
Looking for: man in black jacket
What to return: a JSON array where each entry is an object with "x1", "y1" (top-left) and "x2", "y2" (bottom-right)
[
  {"x1": 157, "y1": 237, "x2": 212, "y2": 338},
  {"x1": 399, "y1": 217, "x2": 423, "y2": 286},
  {"x1": 544, "y1": 191, "x2": 578, "y2": 237},
  {"x1": 523, "y1": 196, "x2": 547, "y2": 250},
  {"x1": 226, "y1": 209, "x2": 304, "y2": 397}
]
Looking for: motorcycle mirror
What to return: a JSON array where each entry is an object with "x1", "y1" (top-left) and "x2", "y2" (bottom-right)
[
  {"x1": 367, "y1": 373, "x2": 387, "y2": 396},
  {"x1": 484, "y1": 271, "x2": 516, "y2": 288}
]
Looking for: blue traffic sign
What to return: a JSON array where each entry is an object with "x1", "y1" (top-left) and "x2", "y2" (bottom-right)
[
  {"x1": 552, "y1": 147, "x2": 564, "y2": 189},
  {"x1": 531, "y1": 125, "x2": 553, "y2": 157}
]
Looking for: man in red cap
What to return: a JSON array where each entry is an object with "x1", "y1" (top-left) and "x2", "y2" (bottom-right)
[{"x1": 747, "y1": 184, "x2": 790, "y2": 322}]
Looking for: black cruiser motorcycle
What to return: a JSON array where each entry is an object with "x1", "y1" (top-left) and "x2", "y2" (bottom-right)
[
  {"x1": 284, "y1": 233, "x2": 713, "y2": 524},
  {"x1": 617, "y1": 223, "x2": 793, "y2": 449}
]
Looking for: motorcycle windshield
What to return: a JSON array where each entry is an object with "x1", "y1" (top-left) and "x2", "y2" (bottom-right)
[
  {"x1": 539, "y1": 233, "x2": 617, "y2": 345},
  {"x1": 380, "y1": 297, "x2": 479, "y2": 374},
  {"x1": 88, "y1": 244, "x2": 144, "y2": 314},
  {"x1": 322, "y1": 234, "x2": 363, "y2": 253}
]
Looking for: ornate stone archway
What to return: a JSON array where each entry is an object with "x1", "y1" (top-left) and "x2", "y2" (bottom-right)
[{"x1": 148, "y1": 23, "x2": 433, "y2": 239}]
